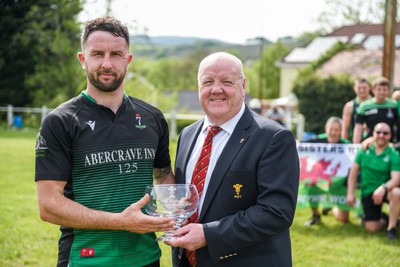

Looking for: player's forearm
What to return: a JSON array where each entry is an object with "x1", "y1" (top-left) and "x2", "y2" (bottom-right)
[
  {"x1": 341, "y1": 107, "x2": 351, "y2": 140},
  {"x1": 386, "y1": 171, "x2": 400, "y2": 190},
  {"x1": 352, "y1": 124, "x2": 363, "y2": 143},
  {"x1": 37, "y1": 191, "x2": 122, "y2": 230},
  {"x1": 153, "y1": 166, "x2": 175, "y2": 184},
  {"x1": 347, "y1": 164, "x2": 359, "y2": 194},
  {"x1": 342, "y1": 127, "x2": 349, "y2": 140}
]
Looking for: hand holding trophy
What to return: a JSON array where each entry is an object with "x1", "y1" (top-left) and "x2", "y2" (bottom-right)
[{"x1": 145, "y1": 184, "x2": 199, "y2": 241}]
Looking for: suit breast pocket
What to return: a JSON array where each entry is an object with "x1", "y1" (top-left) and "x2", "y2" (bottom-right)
[{"x1": 219, "y1": 170, "x2": 257, "y2": 210}]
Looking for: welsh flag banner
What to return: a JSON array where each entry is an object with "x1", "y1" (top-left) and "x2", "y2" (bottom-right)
[{"x1": 297, "y1": 143, "x2": 362, "y2": 214}]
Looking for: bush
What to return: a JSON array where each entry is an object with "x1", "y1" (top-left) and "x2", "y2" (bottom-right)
[
  {"x1": 177, "y1": 119, "x2": 197, "y2": 133},
  {"x1": 293, "y1": 75, "x2": 354, "y2": 133}
]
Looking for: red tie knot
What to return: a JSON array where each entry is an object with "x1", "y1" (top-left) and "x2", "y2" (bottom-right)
[{"x1": 208, "y1": 126, "x2": 222, "y2": 137}]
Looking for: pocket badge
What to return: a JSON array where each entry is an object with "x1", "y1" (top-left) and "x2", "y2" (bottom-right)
[{"x1": 233, "y1": 183, "x2": 243, "y2": 199}]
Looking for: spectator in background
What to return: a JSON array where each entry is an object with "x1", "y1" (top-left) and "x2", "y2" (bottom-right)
[
  {"x1": 304, "y1": 116, "x2": 351, "y2": 226},
  {"x1": 347, "y1": 122, "x2": 400, "y2": 240},
  {"x1": 264, "y1": 103, "x2": 286, "y2": 126},
  {"x1": 392, "y1": 90, "x2": 400, "y2": 101},
  {"x1": 248, "y1": 98, "x2": 262, "y2": 115},
  {"x1": 353, "y1": 76, "x2": 398, "y2": 143},
  {"x1": 341, "y1": 78, "x2": 371, "y2": 141}
]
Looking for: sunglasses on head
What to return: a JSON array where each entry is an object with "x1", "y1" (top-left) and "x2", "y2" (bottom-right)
[{"x1": 375, "y1": 131, "x2": 390, "y2": 136}]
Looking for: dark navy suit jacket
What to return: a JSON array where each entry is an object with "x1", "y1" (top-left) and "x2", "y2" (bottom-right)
[{"x1": 172, "y1": 106, "x2": 299, "y2": 267}]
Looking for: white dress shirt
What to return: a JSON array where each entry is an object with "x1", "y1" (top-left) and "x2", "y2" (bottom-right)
[{"x1": 185, "y1": 104, "x2": 245, "y2": 213}]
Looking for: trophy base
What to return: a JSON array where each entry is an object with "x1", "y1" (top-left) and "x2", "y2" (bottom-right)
[{"x1": 156, "y1": 233, "x2": 183, "y2": 242}]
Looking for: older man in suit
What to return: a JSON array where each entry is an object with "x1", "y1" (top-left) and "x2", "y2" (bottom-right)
[{"x1": 166, "y1": 52, "x2": 299, "y2": 267}]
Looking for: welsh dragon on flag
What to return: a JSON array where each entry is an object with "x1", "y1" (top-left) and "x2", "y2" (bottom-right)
[{"x1": 297, "y1": 142, "x2": 362, "y2": 214}]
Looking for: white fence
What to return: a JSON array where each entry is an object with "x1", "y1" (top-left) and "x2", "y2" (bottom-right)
[{"x1": 0, "y1": 105, "x2": 305, "y2": 140}]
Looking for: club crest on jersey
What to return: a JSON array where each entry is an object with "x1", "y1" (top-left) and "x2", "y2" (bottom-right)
[
  {"x1": 35, "y1": 131, "x2": 48, "y2": 157},
  {"x1": 135, "y1": 113, "x2": 146, "y2": 129},
  {"x1": 387, "y1": 109, "x2": 394, "y2": 119},
  {"x1": 35, "y1": 132, "x2": 48, "y2": 150}
]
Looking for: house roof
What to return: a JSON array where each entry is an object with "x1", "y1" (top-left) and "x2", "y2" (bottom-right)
[
  {"x1": 280, "y1": 23, "x2": 400, "y2": 65},
  {"x1": 282, "y1": 36, "x2": 348, "y2": 64},
  {"x1": 317, "y1": 49, "x2": 400, "y2": 89},
  {"x1": 327, "y1": 23, "x2": 400, "y2": 38}
]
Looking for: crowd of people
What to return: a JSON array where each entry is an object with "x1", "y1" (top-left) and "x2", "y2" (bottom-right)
[{"x1": 301, "y1": 77, "x2": 400, "y2": 241}]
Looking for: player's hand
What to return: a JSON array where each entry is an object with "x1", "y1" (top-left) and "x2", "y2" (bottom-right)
[{"x1": 119, "y1": 194, "x2": 175, "y2": 234}]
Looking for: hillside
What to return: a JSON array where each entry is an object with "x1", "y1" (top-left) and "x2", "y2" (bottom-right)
[{"x1": 130, "y1": 34, "x2": 272, "y2": 61}]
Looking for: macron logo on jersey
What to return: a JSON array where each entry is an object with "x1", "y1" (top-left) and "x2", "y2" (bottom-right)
[{"x1": 85, "y1": 120, "x2": 96, "y2": 131}]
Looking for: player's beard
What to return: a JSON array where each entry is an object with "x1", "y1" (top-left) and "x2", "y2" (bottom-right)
[{"x1": 87, "y1": 69, "x2": 126, "y2": 92}]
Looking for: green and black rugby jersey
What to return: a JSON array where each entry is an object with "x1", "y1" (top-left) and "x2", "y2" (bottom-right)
[
  {"x1": 355, "y1": 98, "x2": 398, "y2": 141},
  {"x1": 35, "y1": 92, "x2": 171, "y2": 266}
]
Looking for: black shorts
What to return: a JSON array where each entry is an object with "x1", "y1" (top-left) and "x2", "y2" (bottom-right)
[
  {"x1": 143, "y1": 260, "x2": 160, "y2": 267},
  {"x1": 361, "y1": 192, "x2": 388, "y2": 221}
]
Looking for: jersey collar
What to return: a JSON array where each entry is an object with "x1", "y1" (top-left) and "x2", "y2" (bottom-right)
[{"x1": 81, "y1": 90, "x2": 128, "y2": 104}]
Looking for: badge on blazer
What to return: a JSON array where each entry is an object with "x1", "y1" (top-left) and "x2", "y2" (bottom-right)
[{"x1": 233, "y1": 183, "x2": 243, "y2": 199}]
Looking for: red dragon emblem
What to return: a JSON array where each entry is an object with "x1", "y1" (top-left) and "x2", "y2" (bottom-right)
[{"x1": 299, "y1": 157, "x2": 341, "y2": 186}]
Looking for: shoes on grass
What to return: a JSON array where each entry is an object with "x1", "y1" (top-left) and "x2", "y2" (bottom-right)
[
  {"x1": 387, "y1": 228, "x2": 397, "y2": 240},
  {"x1": 304, "y1": 214, "x2": 321, "y2": 227},
  {"x1": 322, "y1": 208, "x2": 331, "y2": 215}
]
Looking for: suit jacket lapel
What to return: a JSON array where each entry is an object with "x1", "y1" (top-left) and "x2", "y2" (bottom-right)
[
  {"x1": 199, "y1": 106, "x2": 253, "y2": 220},
  {"x1": 176, "y1": 120, "x2": 203, "y2": 184}
]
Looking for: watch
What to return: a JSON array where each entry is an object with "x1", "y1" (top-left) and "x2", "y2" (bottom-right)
[{"x1": 382, "y1": 183, "x2": 388, "y2": 192}]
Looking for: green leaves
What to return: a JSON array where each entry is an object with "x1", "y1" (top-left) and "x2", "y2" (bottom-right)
[
  {"x1": 0, "y1": 0, "x2": 83, "y2": 107},
  {"x1": 293, "y1": 75, "x2": 354, "y2": 133}
]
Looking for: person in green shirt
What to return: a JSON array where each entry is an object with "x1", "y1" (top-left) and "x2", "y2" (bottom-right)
[
  {"x1": 347, "y1": 122, "x2": 400, "y2": 240},
  {"x1": 352, "y1": 76, "x2": 398, "y2": 143},
  {"x1": 304, "y1": 116, "x2": 350, "y2": 226},
  {"x1": 341, "y1": 78, "x2": 371, "y2": 141}
]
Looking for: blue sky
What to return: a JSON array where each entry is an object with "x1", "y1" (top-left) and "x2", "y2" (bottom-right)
[{"x1": 79, "y1": 0, "x2": 328, "y2": 44}]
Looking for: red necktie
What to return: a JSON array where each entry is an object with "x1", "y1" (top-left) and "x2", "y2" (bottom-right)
[{"x1": 185, "y1": 126, "x2": 222, "y2": 267}]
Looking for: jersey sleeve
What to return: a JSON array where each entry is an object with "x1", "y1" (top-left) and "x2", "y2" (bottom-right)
[
  {"x1": 153, "y1": 114, "x2": 171, "y2": 169},
  {"x1": 355, "y1": 103, "x2": 366, "y2": 124},
  {"x1": 35, "y1": 111, "x2": 72, "y2": 181},
  {"x1": 390, "y1": 149, "x2": 400, "y2": 172}
]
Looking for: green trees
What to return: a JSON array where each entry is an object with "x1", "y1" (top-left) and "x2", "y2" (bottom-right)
[
  {"x1": 261, "y1": 41, "x2": 290, "y2": 99},
  {"x1": 291, "y1": 40, "x2": 357, "y2": 134},
  {"x1": 0, "y1": 0, "x2": 83, "y2": 107},
  {"x1": 244, "y1": 41, "x2": 290, "y2": 99},
  {"x1": 1, "y1": 1, "x2": 36, "y2": 106},
  {"x1": 317, "y1": 0, "x2": 393, "y2": 33},
  {"x1": 125, "y1": 50, "x2": 211, "y2": 112},
  {"x1": 293, "y1": 75, "x2": 354, "y2": 134}
]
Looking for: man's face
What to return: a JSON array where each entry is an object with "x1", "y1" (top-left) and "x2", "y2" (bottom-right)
[
  {"x1": 372, "y1": 84, "x2": 390, "y2": 102},
  {"x1": 326, "y1": 121, "x2": 341, "y2": 143},
  {"x1": 78, "y1": 31, "x2": 132, "y2": 92},
  {"x1": 354, "y1": 81, "x2": 370, "y2": 99},
  {"x1": 373, "y1": 123, "x2": 391, "y2": 146},
  {"x1": 198, "y1": 57, "x2": 245, "y2": 125}
]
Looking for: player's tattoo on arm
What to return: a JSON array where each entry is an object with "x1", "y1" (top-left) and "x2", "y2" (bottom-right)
[{"x1": 153, "y1": 166, "x2": 172, "y2": 180}]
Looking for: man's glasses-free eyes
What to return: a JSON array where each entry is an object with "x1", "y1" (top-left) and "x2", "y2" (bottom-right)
[{"x1": 375, "y1": 131, "x2": 390, "y2": 136}]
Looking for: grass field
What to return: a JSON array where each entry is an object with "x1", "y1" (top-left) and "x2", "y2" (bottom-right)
[{"x1": 0, "y1": 129, "x2": 398, "y2": 267}]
